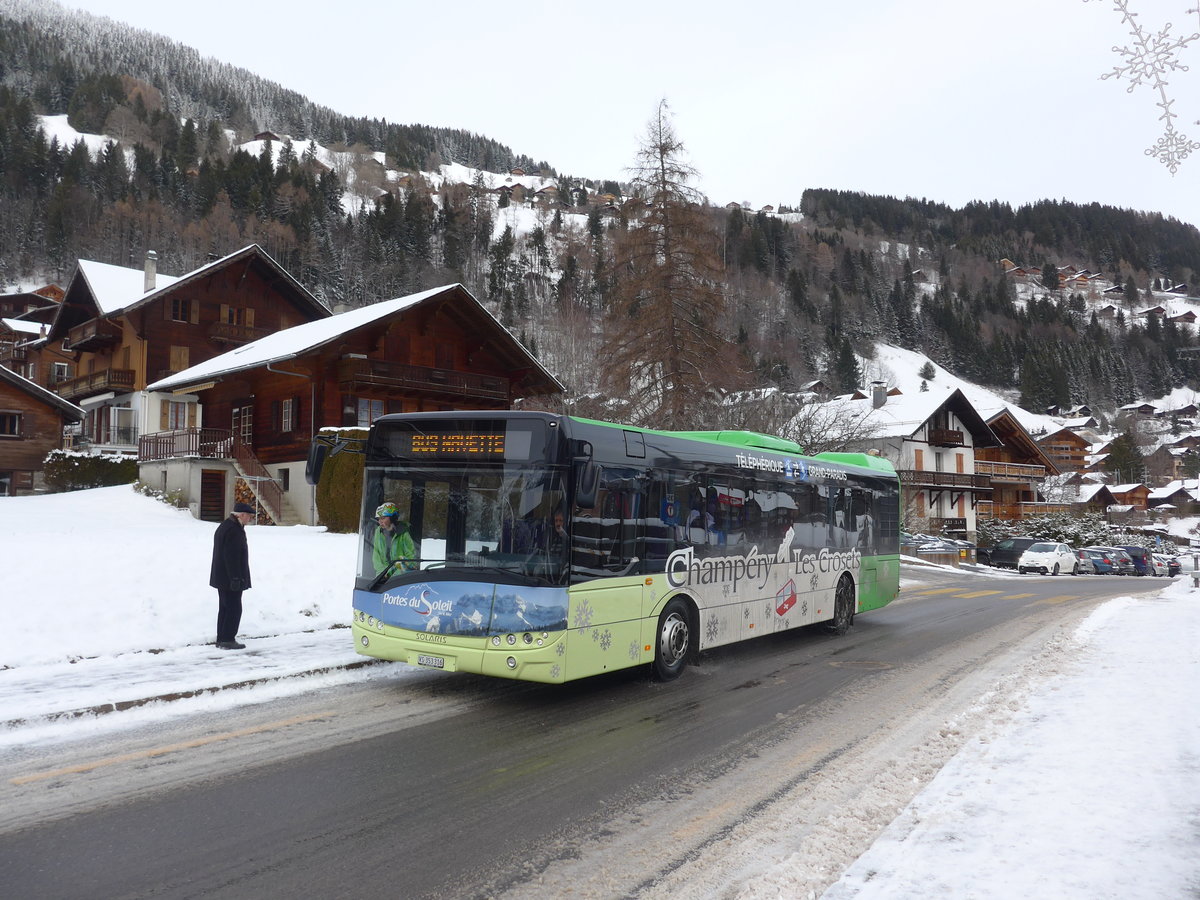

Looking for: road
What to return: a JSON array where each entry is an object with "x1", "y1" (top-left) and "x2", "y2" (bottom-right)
[{"x1": 0, "y1": 569, "x2": 1169, "y2": 899}]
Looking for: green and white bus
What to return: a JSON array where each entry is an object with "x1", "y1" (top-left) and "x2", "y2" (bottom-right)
[{"x1": 310, "y1": 411, "x2": 900, "y2": 683}]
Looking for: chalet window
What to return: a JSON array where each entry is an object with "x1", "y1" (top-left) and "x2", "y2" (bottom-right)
[
  {"x1": 162, "y1": 401, "x2": 193, "y2": 431},
  {"x1": 168, "y1": 298, "x2": 196, "y2": 323},
  {"x1": 0, "y1": 412, "x2": 20, "y2": 437},
  {"x1": 220, "y1": 305, "x2": 255, "y2": 327},
  {"x1": 272, "y1": 397, "x2": 300, "y2": 432},
  {"x1": 51, "y1": 362, "x2": 71, "y2": 384},
  {"x1": 23, "y1": 361, "x2": 36, "y2": 381},
  {"x1": 357, "y1": 398, "x2": 384, "y2": 427},
  {"x1": 169, "y1": 345, "x2": 190, "y2": 372},
  {"x1": 278, "y1": 468, "x2": 290, "y2": 492}
]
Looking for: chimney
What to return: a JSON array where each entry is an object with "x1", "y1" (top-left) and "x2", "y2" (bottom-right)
[
  {"x1": 871, "y1": 380, "x2": 887, "y2": 408},
  {"x1": 144, "y1": 250, "x2": 158, "y2": 293}
]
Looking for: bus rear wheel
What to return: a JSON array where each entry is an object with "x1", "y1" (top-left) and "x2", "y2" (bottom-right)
[
  {"x1": 828, "y1": 575, "x2": 855, "y2": 636},
  {"x1": 653, "y1": 598, "x2": 692, "y2": 681}
]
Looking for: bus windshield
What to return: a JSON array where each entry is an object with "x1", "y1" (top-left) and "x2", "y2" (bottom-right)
[{"x1": 359, "y1": 464, "x2": 569, "y2": 586}]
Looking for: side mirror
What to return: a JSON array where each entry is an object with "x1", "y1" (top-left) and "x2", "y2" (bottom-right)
[
  {"x1": 305, "y1": 441, "x2": 328, "y2": 485},
  {"x1": 575, "y1": 460, "x2": 598, "y2": 509}
]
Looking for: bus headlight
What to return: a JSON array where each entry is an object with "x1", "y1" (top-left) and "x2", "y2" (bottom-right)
[
  {"x1": 360, "y1": 635, "x2": 369, "y2": 647},
  {"x1": 491, "y1": 636, "x2": 502, "y2": 647},
  {"x1": 506, "y1": 634, "x2": 517, "y2": 645},
  {"x1": 522, "y1": 633, "x2": 533, "y2": 644},
  {"x1": 506, "y1": 657, "x2": 517, "y2": 669}
]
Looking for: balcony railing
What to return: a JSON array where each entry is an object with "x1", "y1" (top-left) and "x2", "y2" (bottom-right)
[
  {"x1": 65, "y1": 318, "x2": 122, "y2": 350},
  {"x1": 210, "y1": 321, "x2": 272, "y2": 344},
  {"x1": 927, "y1": 427, "x2": 965, "y2": 447},
  {"x1": 0, "y1": 344, "x2": 27, "y2": 364},
  {"x1": 139, "y1": 428, "x2": 234, "y2": 461},
  {"x1": 336, "y1": 357, "x2": 510, "y2": 401},
  {"x1": 55, "y1": 368, "x2": 136, "y2": 401},
  {"x1": 978, "y1": 501, "x2": 1077, "y2": 520},
  {"x1": 930, "y1": 516, "x2": 968, "y2": 535},
  {"x1": 973, "y1": 460, "x2": 1047, "y2": 481},
  {"x1": 898, "y1": 469, "x2": 991, "y2": 491}
]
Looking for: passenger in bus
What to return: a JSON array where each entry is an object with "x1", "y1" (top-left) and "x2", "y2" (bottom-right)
[
  {"x1": 372, "y1": 501, "x2": 417, "y2": 574},
  {"x1": 549, "y1": 508, "x2": 568, "y2": 561}
]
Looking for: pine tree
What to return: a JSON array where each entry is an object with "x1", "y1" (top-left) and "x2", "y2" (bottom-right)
[{"x1": 598, "y1": 100, "x2": 742, "y2": 428}]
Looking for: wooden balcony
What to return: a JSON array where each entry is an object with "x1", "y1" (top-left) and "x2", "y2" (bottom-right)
[
  {"x1": 55, "y1": 367, "x2": 136, "y2": 401},
  {"x1": 0, "y1": 344, "x2": 27, "y2": 364},
  {"x1": 139, "y1": 428, "x2": 234, "y2": 462},
  {"x1": 978, "y1": 501, "x2": 1076, "y2": 521},
  {"x1": 898, "y1": 469, "x2": 991, "y2": 492},
  {"x1": 927, "y1": 427, "x2": 965, "y2": 447},
  {"x1": 66, "y1": 318, "x2": 122, "y2": 351},
  {"x1": 930, "y1": 516, "x2": 968, "y2": 535},
  {"x1": 336, "y1": 357, "x2": 509, "y2": 402},
  {"x1": 210, "y1": 321, "x2": 272, "y2": 345},
  {"x1": 973, "y1": 460, "x2": 1047, "y2": 482}
]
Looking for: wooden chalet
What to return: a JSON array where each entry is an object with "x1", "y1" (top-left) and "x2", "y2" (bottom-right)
[
  {"x1": 1036, "y1": 426, "x2": 1091, "y2": 472},
  {"x1": 141, "y1": 284, "x2": 564, "y2": 525},
  {"x1": 1109, "y1": 483, "x2": 1150, "y2": 510},
  {"x1": 0, "y1": 317, "x2": 77, "y2": 395},
  {"x1": 0, "y1": 364, "x2": 83, "y2": 495},
  {"x1": 975, "y1": 409, "x2": 1064, "y2": 521},
  {"x1": 43, "y1": 246, "x2": 329, "y2": 460}
]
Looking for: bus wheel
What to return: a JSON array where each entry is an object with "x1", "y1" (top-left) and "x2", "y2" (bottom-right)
[
  {"x1": 653, "y1": 598, "x2": 691, "y2": 681},
  {"x1": 828, "y1": 575, "x2": 855, "y2": 636}
]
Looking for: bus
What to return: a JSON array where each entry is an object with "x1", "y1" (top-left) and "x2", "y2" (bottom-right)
[{"x1": 307, "y1": 411, "x2": 900, "y2": 683}]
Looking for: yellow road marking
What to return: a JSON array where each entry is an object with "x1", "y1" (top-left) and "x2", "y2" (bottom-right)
[
  {"x1": 10, "y1": 711, "x2": 333, "y2": 786},
  {"x1": 1006, "y1": 593, "x2": 1037, "y2": 599},
  {"x1": 955, "y1": 590, "x2": 1004, "y2": 598},
  {"x1": 1037, "y1": 595, "x2": 1079, "y2": 605},
  {"x1": 910, "y1": 587, "x2": 963, "y2": 595}
]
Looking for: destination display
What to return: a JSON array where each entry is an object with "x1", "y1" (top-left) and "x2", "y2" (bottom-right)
[{"x1": 405, "y1": 431, "x2": 507, "y2": 457}]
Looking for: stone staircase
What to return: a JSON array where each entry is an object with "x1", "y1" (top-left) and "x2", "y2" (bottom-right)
[{"x1": 231, "y1": 441, "x2": 304, "y2": 526}]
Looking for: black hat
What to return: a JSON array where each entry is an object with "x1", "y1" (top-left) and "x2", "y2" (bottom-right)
[{"x1": 233, "y1": 502, "x2": 255, "y2": 514}]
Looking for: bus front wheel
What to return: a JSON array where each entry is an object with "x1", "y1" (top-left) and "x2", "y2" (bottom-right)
[
  {"x1": 653, "y1": 598, "x2": 692, "y2": 681},
  {"x1": 828, "y1": 575, "x2": 855, "y2": 636}
]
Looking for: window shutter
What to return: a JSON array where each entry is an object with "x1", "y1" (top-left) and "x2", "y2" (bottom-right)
[
  {"x1": 187, "y1": 403, "x2": 197, "y2": 428},
  {"x1": 190, "y1": 301, "x2": 199, "y2": 324},
  {"x1": 293, "y1": 395, "x2": 301, "y2": 429},
  {"x1": 271, "y1": 400, "x2": 280, "y2": 431},
  {"x1": 220, "y1": 304, "x2": 230, "y2": 324},
  {"x1": 163, "y1": 301, "x2": 172, "y2": 321},
  {"x1": 160, "y1": 401, "x2": 169, "y2": 431}
]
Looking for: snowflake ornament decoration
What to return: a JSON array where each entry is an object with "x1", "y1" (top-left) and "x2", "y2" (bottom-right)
[{"x1": 1088, "y1": 0, "x2": 1200, "y2": 172}]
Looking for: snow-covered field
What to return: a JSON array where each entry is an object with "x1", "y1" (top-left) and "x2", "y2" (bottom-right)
[{"x1": 1, "y1": 485, "x2": 1197, "y2": 897}]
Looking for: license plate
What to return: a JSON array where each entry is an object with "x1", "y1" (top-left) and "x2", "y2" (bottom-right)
[{"x1": 417, "y1": 654, "x2": 445, "y2": 669}]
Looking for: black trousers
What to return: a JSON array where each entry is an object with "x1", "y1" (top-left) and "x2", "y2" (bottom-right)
[{"x1": 216, "y1": 588, "x2": 243, "y2": 642}]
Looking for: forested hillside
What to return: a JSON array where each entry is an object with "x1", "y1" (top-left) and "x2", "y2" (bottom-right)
[{"x1": 2, "y1": 0, "x2": 1200, "y2": 431}]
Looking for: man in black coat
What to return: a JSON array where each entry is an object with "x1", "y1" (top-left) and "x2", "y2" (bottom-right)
[{"x1": 210, "y1": 501, "x2": 255, "y2": 649}]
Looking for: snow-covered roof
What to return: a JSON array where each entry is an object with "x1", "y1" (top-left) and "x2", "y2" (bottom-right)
[
  {"x1": 1076, "y1": 483, "x2": 1112, "y2": 502},
  {"x1": 147, "y1": 284, "x2": 562, "y2": 394},
  {"x1": 1, "y1": 318, "x2": 46, "y2": 337},
  {"x1": 1109, "y1": 483, "x2": 1146, "y2": 493},
  {"x1": 76, "y1": 259, "x2": 183, "y2": 316}
]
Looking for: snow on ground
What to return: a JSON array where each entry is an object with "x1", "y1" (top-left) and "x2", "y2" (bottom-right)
[{"x1": 2, "y1": 485, "x2": 1198, "y2": 897}]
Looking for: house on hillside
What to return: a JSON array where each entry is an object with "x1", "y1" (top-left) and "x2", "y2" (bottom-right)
[
  {"x1": 0, "y1": 364, "x2": 83, "y2": 495},
  {"x1": 42, "y1": 246, "x2": 330, "y2": 469},
  {"x1": 1036, "y1": 426, "x2": 1092, "y2": 472},
  {"x1": 974, "y1": 409, "x2": 1063, "y2": 522},
  {"x1": 818, "y1": 382, "x2": 1000, "y2": 541},
  {"x1": 0, "y1": 286, "x2": 61, "y2": 320},
  {"x1": 142, "y1": 283, "x2": 563, "y2": 525},
  {"x1": 1109, "y1": 483, "x2": 1150, "y2": 510},
  {"x1": 1149, "y1": 480, "x2": 1200, "y2": 515}
]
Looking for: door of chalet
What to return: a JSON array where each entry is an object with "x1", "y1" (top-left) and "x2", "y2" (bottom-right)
[
  {"x1": 231, "y1": 403, "x2": 254, "y2": 449},
  {"x1": 200, "y1": 470, "x2": 225, "y2": 522}
]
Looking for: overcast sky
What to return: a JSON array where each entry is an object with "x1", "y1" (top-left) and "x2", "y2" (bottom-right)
[{"x1": 59, "y1": 0, "x2": 1200, "y2": 228}]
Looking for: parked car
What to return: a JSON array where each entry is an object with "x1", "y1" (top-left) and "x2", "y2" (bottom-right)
[
  {"x1": 1082, "y1": 548, "x2": 1117, "y2": 575},
  {"x1": 979, "y1": 536, "x2": 1043, "y2": 569},
  {"x1": 1115, "y1": 545, "x2": 1151, "y2": 576},
  {"x1": 1017, "y1": 541, "x2": 1079, "y2": 575},
  {"x1": 1073, "y1": 549, "x2": 1097, "y2": 575},
  {"x1": 1161, "y1": 554, "x2": 1182, "y2": 577},
  {"x1": 1142, "y1": 556, "x2": 1171, "y2": 578},
  {"x1": 1086, "y1": 546, "x2": 1136, "y2": 576}
]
